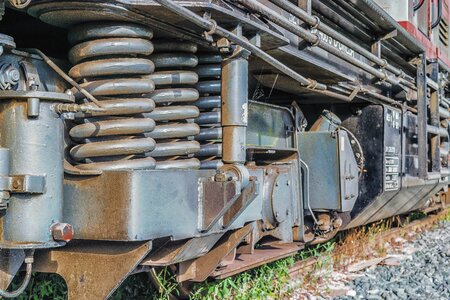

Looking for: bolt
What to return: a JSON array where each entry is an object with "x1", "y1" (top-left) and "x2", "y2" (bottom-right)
[
  {"x1": 7, "y1": 67, "x2": 19, "y2": 82},
  {"x1": 12, "y1": 179, "x2": 21, "y2": 189},
  {"x1": 214, "y1": 173, "x2": 227, "y2": 182},
  {"x1": 51, "y1": 223, "x2": 74, "y2": 242},
  {"x1": 2, "y1": 65, "x2": 20, "y2": 85}
]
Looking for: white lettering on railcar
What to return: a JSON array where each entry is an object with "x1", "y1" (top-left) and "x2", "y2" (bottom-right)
[{"x1": 311, "y1": 29, "x2": 355, "y2": 58}]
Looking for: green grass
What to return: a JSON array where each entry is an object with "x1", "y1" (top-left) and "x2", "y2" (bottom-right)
[
  {"x1": 444, "y1": 210, "x2": 450, "y2": 222},
  {"x1": 6, "y1": 240, "x2": 336, "y2": 300},
  {"x1": 9, "y1": 273, "x2": 67, "y2": 300}
]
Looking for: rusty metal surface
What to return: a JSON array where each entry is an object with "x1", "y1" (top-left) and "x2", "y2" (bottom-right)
[
  {"x1": 289, "y1": 207, "x2": 450, "y2": 277},
  {"x1": 201, "y1": 180, "x2": 239, "y2": 231},
  {"x1": 223, "y1": 180, "x2": 258, "y2": 227},
  {"x1": 0, "y1": 249, "x2": 25, "y2": 290},
  {"x1": 64, "y1": 169, "x2": 216, "y2": 241},
  {"x1": 212, "y1": 241, "x2": 304, "y2": 279},
  {"x1": 141, "y1": 233, "x2": 223, "y2": 266},
  {"x1": 33, "y1": 241, "x2": 151, "y2": 300},
  {"x1": 178, "y1": 223, "x2": 253, "y2": 282}
]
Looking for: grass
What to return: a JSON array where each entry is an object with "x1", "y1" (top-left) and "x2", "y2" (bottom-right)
[
  {"x1": 443, "y1": 210, "x2": 450, "y2": 221},
  {"x1": 7, "y1": 241, "x2": 336, "y2": 300},
  {"x1": 7, "y1": 209, "x2": 450, "y2": 300}
]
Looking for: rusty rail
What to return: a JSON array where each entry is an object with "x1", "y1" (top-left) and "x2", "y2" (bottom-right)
[{"x1": 288, "y1": 207, "x2": 450, "y2": 277}]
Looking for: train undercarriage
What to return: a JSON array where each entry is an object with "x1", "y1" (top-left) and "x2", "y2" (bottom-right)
[{"x1": 0, "y1": 0, "x2": 448, "y2": 298}]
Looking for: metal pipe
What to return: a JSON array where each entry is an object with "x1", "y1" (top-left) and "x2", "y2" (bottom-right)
[
  {"x1": 152, "y1": 0, "x2": 327, "y2": 91},
  {"x1": 26, "y1": 49, "x2": 103, "y2": 108},
  {"x1": 431, "y1": 0, "x2": 442, "y2": 29},
  {"x1": 237, "y1": 0, "x2": 410, "y2": 89},
  {"x1": 0, "y1": 252, "x2": 33, "y2": 298},
  {"x1": 269, "y1": 0, "x2": 415, "y2": 89},
  {"x1": 339, "y1": 83, "x2": 417, "y2": 113},
  {"x1": 414, "y1": 0, "x2": 425, "y2": 11},
  {"x1": 222, "y1": 55, "x2": 248, "y2": 164},
  {"x1": 299, "y1": 159, "x2": 318, "y2": 224}
]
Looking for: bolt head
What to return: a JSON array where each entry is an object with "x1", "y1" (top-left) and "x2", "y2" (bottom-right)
[
  {"x1": 8, "y1": 68, "x2": 19, "y2": 82},
  {"x1": 214, "y1": 173, "x2": 227, "y2": 182},
  {"x1": 51, "y1": 223, "x2": 74, "y2": 242}
]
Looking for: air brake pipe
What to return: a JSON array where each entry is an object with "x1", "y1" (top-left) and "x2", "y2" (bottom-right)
[
  {"x1": 431, "y1": 0, "x2": 442, "y2": 29},
  {"x1": 268, "y1": 0, "x2": 415, "y2": 88},
  {"x1": 0, "y1": 251, "x2": 33, "y2": 298},
  {"x1": 152, "y1": 0, "x2": 327, "y2": 91},
  {"x1": 151, "y1": 0, "x2": 408, "y2": 104},
  {"x1": 236, "y1": 0, "x2": 414, "y2": 90},
  {"x1": 414, "y1": 0, "x2": 426, "y2": 11}
]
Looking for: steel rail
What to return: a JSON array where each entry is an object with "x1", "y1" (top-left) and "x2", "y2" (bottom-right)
[
  {"x1": 269, "y1": 0, "x2": 416, "y2": 89},
  {"x1": 236, "y1": 0, "x2": 415, "y2": 90},
  {"x1": 289, "y1": 207, "x2": 450, "y2": 276}
]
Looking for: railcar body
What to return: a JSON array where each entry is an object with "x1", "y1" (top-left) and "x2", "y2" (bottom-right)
[{"x1": 0, "y1": 0, "x2": 448, "y2": 298}]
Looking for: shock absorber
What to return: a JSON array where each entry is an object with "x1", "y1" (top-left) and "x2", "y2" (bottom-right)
[
  {"x1": 194, "y1": 52, "x2": 223, "y2": 169},
  {"x1": 145, "y1": 40, "x2": 201, "y2": 169},
  {"x1": 67, "y1": 22, "x2": 157, "y2": 171}
]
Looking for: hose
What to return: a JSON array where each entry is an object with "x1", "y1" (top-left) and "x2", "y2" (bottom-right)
[{"x1": 0, "y1": 251, "x2": 34, "y2": 298}]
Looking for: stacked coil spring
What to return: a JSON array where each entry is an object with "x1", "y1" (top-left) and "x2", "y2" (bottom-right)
[
  {"x1": 193, "y1": 52, "x2": 223, "y2": 169},
  {"x1": 66, "y1": 22, "x2": 201, "y2": 170},
  {"x1": 145, "y1": 40, "x2": 201, "y2": 169}
]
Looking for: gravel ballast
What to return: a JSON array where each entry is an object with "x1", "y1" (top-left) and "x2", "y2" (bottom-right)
[{"x1": 334, "y1": 220, "x2": 450, "y2": 300}]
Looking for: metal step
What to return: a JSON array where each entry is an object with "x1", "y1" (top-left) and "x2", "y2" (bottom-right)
[{"x1": 211, "y1": 242, "x2": 304, "y2": 279}]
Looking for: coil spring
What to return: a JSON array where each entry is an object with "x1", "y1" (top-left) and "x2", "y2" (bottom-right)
[
  {"x1": 193, "y1": 53, "x2": 223, "y2": 169},
  {"x1": 67, "y1": 22, "x2": 201, "y2": 170},
  {"x1": 146, "y1": 40, "x2": 201, "y2": 169}
]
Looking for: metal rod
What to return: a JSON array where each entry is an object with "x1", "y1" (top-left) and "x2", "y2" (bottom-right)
[
  {"x1": 431, "y1": 0, "x2": 442, "y2": 29},
  {"x1": 300, "y1": 159, "x2": 318, "y2": 224},
  {"x1": 222, "y1": 54, "x2": 248, "y2": 164},
  {"x1": 270, "y1": 0, "x2": 415, "y2": 89},
  {"x1": 416, "y1": 54, "x2": 428, "y2": 179},
  {"x1": 152, "y1": 0, "x2": 327, "y2": 91},
  {"x1": 26, "y1": 49, "x2": 103, "y2": 108},
  {"x1": 0, "y1": 252, "x2": 33, "y2": 298},
  {"x1": 238, "y1": 0, "x2": 413, "y2": 89},
  {"x1": 414, "y1": 0, "x2": 425, "y2": 11},
  {"x1": 339, "y1": 83, "x2": 417, "y2": 113}
]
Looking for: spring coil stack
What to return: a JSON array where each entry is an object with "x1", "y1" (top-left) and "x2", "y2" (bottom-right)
[
  {"x1": 194, "y1": 52, "x2": 223, "y2": 169},
  {"x1": 146, "y1": 40, "x2": 201, "y2": 169},
  {"x1": 67, "y1": 22, "x2": 202, "y2": 170}
]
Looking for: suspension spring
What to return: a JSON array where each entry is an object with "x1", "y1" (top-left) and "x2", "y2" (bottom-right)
[
  {"x1": 193, "y1": 52, "x2": 223, "y2": 169},
  {"x1": 145, "y1": 40, "x2": 201, "y2": 169},
  {"x1": 67, "y1": 22, "x2": 202, "y2": 170}
]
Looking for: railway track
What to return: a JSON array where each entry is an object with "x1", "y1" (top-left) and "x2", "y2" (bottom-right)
[
  {"x1": 288, "y1": 207, "x2": 450, "y2": 280},
  {"x1": 150, "y1": 207, "x2": 449, "y2": 299}
]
